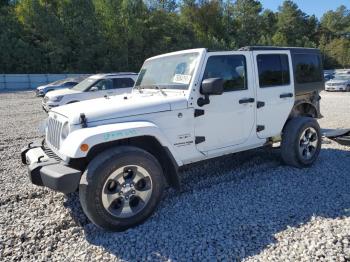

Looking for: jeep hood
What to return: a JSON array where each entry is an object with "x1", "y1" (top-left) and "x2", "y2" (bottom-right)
[{"x1": 51, "y1": 92, "x2": 188, "y2": 125}]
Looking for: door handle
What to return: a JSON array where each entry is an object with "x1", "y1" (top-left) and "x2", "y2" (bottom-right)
[
  {"x1": 239, "y1": 98, "x2": 255, "y2": 104},
  {"x1": 280, "y1": 93, "x2": 293, "y2": 98}
]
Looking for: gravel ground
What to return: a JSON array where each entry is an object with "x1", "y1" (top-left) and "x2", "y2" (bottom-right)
[{"x1": 0, "y1": 91, "x2": 349, "y2": 261}]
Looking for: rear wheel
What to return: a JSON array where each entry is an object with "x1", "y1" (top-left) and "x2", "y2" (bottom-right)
[
  {"x1": 281, "y1": 117, "x2": 321, "y2": 168},
  {"x1": 79, "y1": 146, "x2": 165, "y2": 231}
]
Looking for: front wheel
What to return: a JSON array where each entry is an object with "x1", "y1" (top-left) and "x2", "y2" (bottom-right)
[
  {"x1": 79, "y1": 146, "x2": 165, "y2": 231},
  {"x1": 281, "y1": 117, "x2": 321, "y2": 168}
]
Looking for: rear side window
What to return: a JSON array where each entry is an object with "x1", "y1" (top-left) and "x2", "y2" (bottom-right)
[
  {"x1": 113, "y1": 78, "x2": 135, "y2": 89},
  {"x1": 294, "y1": 54, "x2": 322, "y2": 83},
  {"x1": 257, "y1": 54, "x2": 290, "y2": 87},
  {"x1": 64, "y1": 82, "x2": 77, "y2": 87},
  {"x1": 203, "y1": 55, "x2": 247, "y2": 92}
]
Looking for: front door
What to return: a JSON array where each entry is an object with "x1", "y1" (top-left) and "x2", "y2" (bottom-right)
[
  {"x1": 253, "y1": 51, "x2": 294, "y2": 139},
  {"x1": 194, "y1": 52, "x2": 255, "y2": 152}
]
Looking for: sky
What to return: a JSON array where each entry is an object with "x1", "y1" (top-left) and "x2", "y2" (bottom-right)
[{"x1": 259, "y1": 0, "x2": 350, "y2": 18}]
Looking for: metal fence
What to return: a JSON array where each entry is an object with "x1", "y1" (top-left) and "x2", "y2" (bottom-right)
[{"x1": 0, "y1": 74, "x2": 87, "y2": 90}]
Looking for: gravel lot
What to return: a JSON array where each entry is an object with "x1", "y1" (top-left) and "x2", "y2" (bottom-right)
[{"x1": 0, "y1": 91, "x2": 349, "y2": 261}]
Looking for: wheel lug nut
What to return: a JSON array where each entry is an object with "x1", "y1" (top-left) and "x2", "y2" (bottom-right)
[{"x1": 132, "y1": 190, "x2": 135, "y2": 194}]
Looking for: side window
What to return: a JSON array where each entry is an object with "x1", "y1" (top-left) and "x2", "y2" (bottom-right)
[
  {"x1": 203, "y1": 55, "x2": 247, "y2": 92},
  {"x1": 113, "y1": 78, "x2": 135, "y2": 89},
  {"x1": 294, "y1": 54, "x2": 322, "y2": 83},
  {"x1": 64, "y1": 82, "x2": 77, "y2": 87},
  {"x1": 94, "y1": 79, "x2": 113, "y2": 90},
  {"x1": 257, "y1": 54, "x2": 290, "y2": 88}
]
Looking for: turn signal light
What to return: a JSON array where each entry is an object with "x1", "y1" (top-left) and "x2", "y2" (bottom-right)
[{"x1": 80, "y1": 144, "x2": 89, "y2": 152}]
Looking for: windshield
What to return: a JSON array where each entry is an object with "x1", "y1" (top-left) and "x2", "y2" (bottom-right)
[
  {"x1": 50, "y1": 79, "x2": 66, "y2": 86},
  {"x1": 135, "y1": 52, "x2": 200, "y2": 90},
  {"x1": 71, "y1": 77, "x2": 97, "y2": 91},
  {"x1": 334, "y1": 75, "x2": 350, "y2": 81}
]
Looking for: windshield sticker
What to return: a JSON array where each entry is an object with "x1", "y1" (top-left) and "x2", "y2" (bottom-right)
[{"x1": 173, "y1": 74, "x2": 192, "y2": 84}]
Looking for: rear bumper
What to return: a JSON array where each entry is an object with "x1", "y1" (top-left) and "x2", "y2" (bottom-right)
[{"x1": 21, "y1": 141, "x2": 81, "y2": 194}]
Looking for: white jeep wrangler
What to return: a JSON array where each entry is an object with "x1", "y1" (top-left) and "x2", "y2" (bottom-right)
[{"x1": 22, "y1": 47, "x2": 324, "y2": 231}]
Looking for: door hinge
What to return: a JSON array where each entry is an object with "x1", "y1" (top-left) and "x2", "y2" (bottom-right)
[
  {"x1": 257, "y1": 125, "x2": 265, "y2": 132},
  {"x1": 194, "y1": 109, "x2": 205, "y2": 117},
  {"x1": 195, "y1": 136, "x2": 206, "y2": 144},
  {"x1": 257, "y1": 101, "x2": 265, "y2": 108}
]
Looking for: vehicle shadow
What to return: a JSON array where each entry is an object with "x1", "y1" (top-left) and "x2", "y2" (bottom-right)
[{"x1": 65, "y1": 145, "x2": 350, "y2": 261}]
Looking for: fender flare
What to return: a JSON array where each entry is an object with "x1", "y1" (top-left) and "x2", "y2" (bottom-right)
[
  {"x1": 291, "y1": 101, "x2": 319, "y2": 118},
  {"x1": 60, "y1": 121, "x2": 182, "y2": 166}
]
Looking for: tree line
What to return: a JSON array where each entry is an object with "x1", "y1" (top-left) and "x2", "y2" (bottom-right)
[{"x1": 0, "y1": 0, "x2": 349, "y2": 73}]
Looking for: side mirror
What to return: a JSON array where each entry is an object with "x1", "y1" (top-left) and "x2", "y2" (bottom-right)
[
  {"x1": 201, "y1": 78, "x2": 224, "y2": 95},
  {"x1": 197, "y1": 78, "x2": 224, "y2": 107},
  {"x1": 90, "y1": 86, "x2": 98, "y2": 92}
]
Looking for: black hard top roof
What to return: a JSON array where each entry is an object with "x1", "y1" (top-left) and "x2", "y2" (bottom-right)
[{"x1": 238, "y1": 46, "x2": 320, "y2": 54}]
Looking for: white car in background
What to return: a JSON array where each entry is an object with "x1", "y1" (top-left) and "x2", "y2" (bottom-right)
[
  {"x1": 42, "y1": 73, "x2": 137, "y2": 112},
  {"x1": 36, "y1": 78, "x2": 82, "y2": 97},
  {"x1": 325, "y1": 74, "x2": 350, "y2": 92}
]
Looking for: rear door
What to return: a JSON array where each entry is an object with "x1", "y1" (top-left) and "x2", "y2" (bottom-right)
[{"x1": 253, "y1": 51, "x2": 294, "y2": 139}]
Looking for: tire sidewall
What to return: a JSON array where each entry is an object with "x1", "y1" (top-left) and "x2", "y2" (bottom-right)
[{"x1": 80, "y1": 147, "x2": 164, "y2": 231}]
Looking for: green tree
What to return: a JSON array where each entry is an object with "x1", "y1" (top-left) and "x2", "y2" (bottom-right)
[
  {"x1": 230, "y1": 0, "x2": 263, "y2": 47},
  {"x1": 145, "y1": 0, "x2": 177, "y2": 12},
  {"x1": 180, "y1": 0, "x2": 226, "y2": 49},
  {"x1": 321, "y1": 5, "x2": 350, "y2": 38},
  {"x1": 0, "y1": 3, "x2": 42, "y2": 73},
  {"x1": 272, "y1": 0, "x2": 317, "y2": 47},
  {"x1": 258, "y1": 9, "x2": 277, "y2": 45}
]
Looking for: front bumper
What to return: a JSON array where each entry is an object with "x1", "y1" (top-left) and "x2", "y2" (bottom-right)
[
  {"x1": 36, "y1": 90, "x2": 45, "y2": 97},
  {"x1": 42, "y1": 101, "x2": 58, "y2": 113},
  {"x1": 21, "y1": 141, "x2": 81, "y2": 194}
]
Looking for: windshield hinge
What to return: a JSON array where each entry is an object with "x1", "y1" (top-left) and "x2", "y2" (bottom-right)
[{"x1": 80, "y1": 113, "x2": 87, "y2": 128}]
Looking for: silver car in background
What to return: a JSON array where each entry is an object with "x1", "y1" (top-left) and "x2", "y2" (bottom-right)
[
  {"x1": 35, "y1": 76, "x2": 88, "y2": 97},
  {"x1": 325, "y1": 74, "x2": 350, "y2": 92}
]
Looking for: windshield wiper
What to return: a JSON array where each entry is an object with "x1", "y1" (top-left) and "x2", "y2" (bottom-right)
[
  {"x1": 155, "y1": 85, "x2": 167, "y2": 96},
  {"x1": 135, "y1": 85, "x2": 167, "y2": 95},
  {"x1": 134, "y1": 85, "x2": 143, "y2": 93}
]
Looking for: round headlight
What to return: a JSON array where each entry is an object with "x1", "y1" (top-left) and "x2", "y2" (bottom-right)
[{"x1": 61, "y1": 122, "x2": 70, "y2": 140}]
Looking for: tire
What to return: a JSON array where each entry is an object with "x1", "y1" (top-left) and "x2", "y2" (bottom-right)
[
  {"x1": 347, "y1": 85, "x2": 350, "y2": 92},
  {"x1": 281, "y1": 117, "x2": 321, "y2": 168},
  {"x1": 79, "y1": 146, "x2": 165, "y2": 231}
]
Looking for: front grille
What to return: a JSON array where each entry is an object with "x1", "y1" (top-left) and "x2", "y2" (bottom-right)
[
  {"x1": 47, "y1": 117, "x2": 63, "y2": 150},
  {"x1": 43, "y1": 143, "x2": 62, "y2": 161}
]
